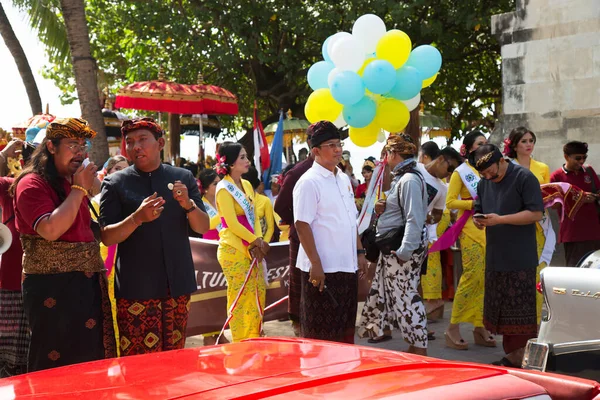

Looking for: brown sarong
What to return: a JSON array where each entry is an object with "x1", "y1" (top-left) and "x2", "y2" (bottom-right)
[
  {"x1": 484, "y1": 268, "x2": 537, "y2": 337},
  {"x1": 300, "y1": 271, "x2": 358, "y2": 344}
]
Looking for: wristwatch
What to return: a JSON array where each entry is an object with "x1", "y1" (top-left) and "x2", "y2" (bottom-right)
[
  {"x1": 184, "y1": 199, "x2": 197, "y2": 214},
  {"x1": 357, "y1": 249, "x2": 366, "y2": 255}
]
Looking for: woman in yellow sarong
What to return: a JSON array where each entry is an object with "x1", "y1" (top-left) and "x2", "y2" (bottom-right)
[
  {"x1": 91, "y1": 155, "x2": 128, "y2": 356},
  {"x1": 421, "y1": 209, "x2": 451, "y2": 313},
  {"x1": 215, "y1": 143, "x2": 270, "y2": 342},
  {"x1": 444, "y1": 132, "x2": 496, "y2": 350},
  {"x1": 503, "y1": 127, "x2": 551, "y2": 321}
]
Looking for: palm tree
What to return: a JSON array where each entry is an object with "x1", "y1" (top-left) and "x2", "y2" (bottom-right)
[
  {"x1": 12, "y1": 0, "x2": 108, "y2": 164},
  {"x1": 0, "y1": 3, "x2": 42, "y2": 115},
  {"x1": 58, "y1": 0, "x2": 108, "y2": 164}
]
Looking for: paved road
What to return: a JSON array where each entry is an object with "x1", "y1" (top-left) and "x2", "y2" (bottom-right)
[{"x1": 187, "y1": 300, "x2": 506, "y2": 366}]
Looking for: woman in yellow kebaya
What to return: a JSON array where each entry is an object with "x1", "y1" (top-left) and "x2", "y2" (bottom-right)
[
  {"x1": 215, "y1": 142, "x2": 270, "y2": 342},
  {"x1": 444, "y1": 131, "x2": 496, "y2": 350},
  {"x1": 503, "y1": 126, "x2": 551, "y2": 321}
]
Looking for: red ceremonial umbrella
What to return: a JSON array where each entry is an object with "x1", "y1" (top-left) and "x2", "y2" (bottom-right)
[
  {"x1": 114, "y1": 73, "x2": 238, "y2": 115},
  {"x1": 114, "y1": 71, "x2": 238, "y2": 161}
]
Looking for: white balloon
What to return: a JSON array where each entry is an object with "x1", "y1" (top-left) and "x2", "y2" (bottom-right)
[
  {"x1": 377, "y1": 130, "x2": 386, "y2": 143},
  {"x1": 352, "y1": 14, "x2": 387, "y2": 54},
  {"x1": 327, "y1": 68, "x2": 341, "y2": 88},
  {"x1": 330, "y1": 36, "x2": 365, "y2": 71},
  {"x1": 333, "y1": 113, "x2": 347, "y2": 128},
  {"x1": 327, "y1": 32, "x2": 352, "y2": 57},
  {"x1": 402, "y1": 93, "x2": 421, "y2": 111}
]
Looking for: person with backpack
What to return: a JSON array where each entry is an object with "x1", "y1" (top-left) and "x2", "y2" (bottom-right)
[{"x1": 358, "y1": 134, "x2": 429, "y2": 355}]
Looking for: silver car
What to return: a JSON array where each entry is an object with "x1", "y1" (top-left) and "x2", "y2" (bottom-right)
[{"x1": 523, "y1": 250, "x2": 600, "y2": 380}]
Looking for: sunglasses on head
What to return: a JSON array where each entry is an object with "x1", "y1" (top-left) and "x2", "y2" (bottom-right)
[{"x1": 571, "y1": 155, "x2": 588, "y2": 161}]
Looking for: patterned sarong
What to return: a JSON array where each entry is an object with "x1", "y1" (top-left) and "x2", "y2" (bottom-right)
[
  {"x1": 22, "y1": 271, "x2": 116, "y2": 372},
  {"x1": 116, "y1": 295, "x2": 191, "y2": 356},
  {"x1": 483, "y1": 268, "x2": 538, "y2": 336},
  {"x1": 300, "y1": 271, "x2": 358, "y2": 344},
  {"x1": 0, "y1": 289, "x2": 29, "y2": 377}
]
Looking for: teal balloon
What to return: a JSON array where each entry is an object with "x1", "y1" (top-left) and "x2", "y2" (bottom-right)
[
  {"x1": 330, "y1": 71, "x2": 365, "y2": 106},
  {"x1": 343, "y1": 96, "x2": 376, "y2": 128},
  {"x1": 389, "y1": 66, "x2": 422, "y2": 101},
  {"x1": 405, "y1": 45, "x2": 442, "y2": 79},
  {"x1": 322, "y1": 36, "x2": 332, "y2": 62},
  {"x1": 362, "y1": 59, "x2": 395, "y2": 94},
  {"x1": 307, "y1": 61, "x2": 334, "y2": 90}
]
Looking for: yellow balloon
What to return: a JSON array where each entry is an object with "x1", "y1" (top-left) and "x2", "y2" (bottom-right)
[
  {"x1": 422, "y1": 73, "x2": 438, "y2": 88},
  {"x1": 357, "y1": 57, "x2": 376, "y2": 77},
  {"x1": 376, "y1": 30, "x2": 412, "y2": 69},
  {"x1": 375, "y1": 99, "x2": 410, "y2": 132},
  {"x1": 304, "y1": 88, "x2": 343, "y2": 123},
  {"x1": 349, "y1": 122, "x2": 380, "y2": 147}
]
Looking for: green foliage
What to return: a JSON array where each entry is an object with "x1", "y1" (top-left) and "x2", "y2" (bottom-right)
[{"x1": 33, "y1": 0, "x2": 515, "y2": 140}]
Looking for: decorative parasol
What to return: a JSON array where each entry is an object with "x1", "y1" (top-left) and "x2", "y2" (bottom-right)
[
  {"x1": 103, "y1": 108, "x2": 130, "y2": 138},
  {"x1": 419, "y1": 103, "x2": 451, "y2": 139},
  {"x1": 115, "y1": 71, "x2": 238, "y2": 116},
  {"x1": 115, "y1": 70, "x2": 238, "y2": 162},
  {"x1": 263, "y1": 110, "x2": 310, "y2": 147},
  {"x1": 180, "y1": 114, "x2": 222, "y2": 138},
  {"x1": 12, "y1": 113, "x2": 55, "y2": 140}
]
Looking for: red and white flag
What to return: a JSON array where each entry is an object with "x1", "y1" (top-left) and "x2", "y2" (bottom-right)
[{"x1": 253, "y1": 101, "x2": 270, "y2": 176}]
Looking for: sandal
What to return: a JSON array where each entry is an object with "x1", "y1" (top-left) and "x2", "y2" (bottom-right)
[
  {"x1": 367, "y1": 335, "x2": 393, "y2": 344},
  {"x1": 444, "y1": 332, "x2": 468, "y2": 350},
  {"x1": 491, "y1": 357, "x2": 521, "y2": 368},
  {"x1": 473, "y1": 329, "x2": 497, "y2": 347},
  {"x1": 428, "y1": 331, "x2": 436, "y2": 340}
]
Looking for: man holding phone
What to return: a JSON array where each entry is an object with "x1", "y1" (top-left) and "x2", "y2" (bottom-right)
[
  {"x1": 550, "y1": 141, "x2": 600, "y2": 267},
  {"x1": 470, "y1": 144, "x2": 544, "y2": 368}
]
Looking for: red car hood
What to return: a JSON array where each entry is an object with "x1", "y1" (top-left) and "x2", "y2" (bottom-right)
[{"x1": 0, "y1": 337, "x2": 597, "y2": 399}]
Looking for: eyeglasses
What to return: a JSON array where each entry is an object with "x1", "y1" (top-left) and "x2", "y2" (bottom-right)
[
  {"x1": 65, "y1": 143, "x2": 89, "y2": 154},
  {"x1": 571, "y1": 155, "x2": 588, "y2": 161},
  {"x1": 319, "y1": 142, "x2": 344, "y2": 150},
  {"x1": 442, "y1": 157, "x2": 456, "y2": 173}
]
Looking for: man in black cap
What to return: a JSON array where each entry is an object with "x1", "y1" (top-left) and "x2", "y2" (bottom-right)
[
  {"x1": 470, "y1": 144, "x2": 543, "y2": 368},
  {"x1": 292, "y1": 121, "x2": 367, "y2": 343},
  {"x1": 550, "y1": 141, "x2": 600, "y2": 267}
]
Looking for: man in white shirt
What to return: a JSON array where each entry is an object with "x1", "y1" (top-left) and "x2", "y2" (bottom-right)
[
  {"x1": 417, "y1": 146, "x2": 462, "y2": 319},
  {"x1": 293, "y1": 121, "x2": 367, "y2": 344}
]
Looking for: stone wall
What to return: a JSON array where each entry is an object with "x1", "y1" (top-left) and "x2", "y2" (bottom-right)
[{"x1": 492, "y1": 0, "x2": 600, "y2": 171}]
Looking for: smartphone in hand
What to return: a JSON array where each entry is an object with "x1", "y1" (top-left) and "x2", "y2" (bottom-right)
[{"x1": 473, "y1": 213, "x2": 487, "y2": 219}]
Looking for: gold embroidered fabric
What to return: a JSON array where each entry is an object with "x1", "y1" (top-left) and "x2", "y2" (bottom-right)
[
  {"x1": 46, "y1": 118, "x2": 97, "y2": 140},
  {"x1": 475, "y1": 151, "x2": 494, "y2": 168},
  {"x1": 21, "y1": 234, "x2": 105, "y2": 274}
]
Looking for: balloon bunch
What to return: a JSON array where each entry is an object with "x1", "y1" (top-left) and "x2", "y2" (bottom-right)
[{"x1": 305, "y1": 14, "x2": 442, "y2": 147}]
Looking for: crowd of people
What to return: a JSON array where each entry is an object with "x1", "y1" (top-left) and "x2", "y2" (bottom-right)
[
  {"x1": 0, "y1": 115, "x2": 598, "y2": 377},
  {"x1": 276, "y1": 122, "x2": 600, "y2": 368}
]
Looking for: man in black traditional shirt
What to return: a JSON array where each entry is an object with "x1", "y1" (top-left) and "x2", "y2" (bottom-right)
[
  {"x1": 99, "y1": 117, "x2": 209, "y2": 356},
  {"x1": 471, "y1": 144, "x2": 544, "y2": 368}
]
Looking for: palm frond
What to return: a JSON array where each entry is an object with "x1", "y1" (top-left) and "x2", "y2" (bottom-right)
[{"x1": 12, "y1": 0, "x2": 70, "y2": 64}]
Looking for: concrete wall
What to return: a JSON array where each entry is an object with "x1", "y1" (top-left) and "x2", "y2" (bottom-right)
[{"x1": 492, "y1": 0, "x2": 600, "y2": 171}]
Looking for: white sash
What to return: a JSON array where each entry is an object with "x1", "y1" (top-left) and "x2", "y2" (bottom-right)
[
  {"x1": 202, "y1": 198, "x2": 222, "y2": 232},
  {"x1": 456, "y1": 162, "x2": 479, "y2": 199},
  {"x1": 509, "y1": 159, "x2": 556, "y2": 265},
  {"x1": 216, "y1": 178, "x2": 268, "y2": 283},
  {"x1": 357, "y1": 162, "x2": 384, "y2": 235},
  {"x1": 216, "y1": 178, "x2": 256, "y2": 234}
]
